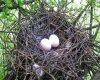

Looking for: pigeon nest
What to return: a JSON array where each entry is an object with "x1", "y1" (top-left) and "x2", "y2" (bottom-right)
[{"x1": 5, "y1": 10, "x2": 99, "y2": 80}]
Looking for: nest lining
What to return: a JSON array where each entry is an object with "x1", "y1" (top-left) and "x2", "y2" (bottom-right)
[{"x1": 8, "y1": 11, "x2": 94, "y2": 80}]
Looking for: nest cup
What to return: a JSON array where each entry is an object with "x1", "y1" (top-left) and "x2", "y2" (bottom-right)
[{"x1": 7, "y1": 11, "x2": 92, "y2": 80}]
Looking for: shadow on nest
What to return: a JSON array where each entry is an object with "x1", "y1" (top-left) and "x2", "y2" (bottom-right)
[{"x1": 5, "y1": 10, "x2": 100, "y2": 80}]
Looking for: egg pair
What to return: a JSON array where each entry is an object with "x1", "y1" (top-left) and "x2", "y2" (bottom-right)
[{"x1": 40, "y1": 34, "x2": 59, "y2": 51}]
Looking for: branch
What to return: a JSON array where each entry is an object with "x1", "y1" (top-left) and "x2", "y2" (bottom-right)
[
  {"x1": 0, "y1": 0, "x2": 34, "y2": 12},
  {"x1": 38, "y1": 0, "x2": 46, "y2": 12}
]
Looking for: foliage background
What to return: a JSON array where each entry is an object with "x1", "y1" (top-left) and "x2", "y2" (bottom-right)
[{"x1": 0, "y1": 0, "x2": 100, "y2": 80}]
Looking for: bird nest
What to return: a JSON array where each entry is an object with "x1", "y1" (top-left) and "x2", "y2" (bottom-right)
[{"x1": 6, "y1": 11, "x2": 98, "y2": 80}]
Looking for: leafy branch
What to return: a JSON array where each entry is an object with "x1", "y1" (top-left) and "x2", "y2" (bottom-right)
[{"x1": 0, "y1": 0, "x2": 34, "y2": 12}]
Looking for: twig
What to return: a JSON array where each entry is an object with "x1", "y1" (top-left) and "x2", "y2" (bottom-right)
[
  {"x1": 39, "y1": 0, "x2": 46, "y2": 12},
  {"x1": 0, "y1": 30, "x2": 16, "y2": 33},
  {"x1": 0, "y1": 0, "x2": 34, "y2": 12},
  {"x1": 18, "y1": 7, "x2": 21, "y2": 28},
  {"x1": 44, "y1": 70, "x2": 57, "y2": 80}
]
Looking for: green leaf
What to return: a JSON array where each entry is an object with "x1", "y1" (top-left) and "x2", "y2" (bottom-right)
[
  {"x1": 2, "y1": 7, "x2": 9, "y2": 15},
  {"x1": 18, "y1": 0, "x2": 24, "y2": 6},
  {"x1": 14, "y1": 0, "x2": 23, "y2": 6},
  {"x1": 3, "y1": 0, "x2": 12, "y2": 7}
]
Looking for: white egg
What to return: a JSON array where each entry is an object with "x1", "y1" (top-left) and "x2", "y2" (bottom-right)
[
  {"x1": 40, "y1": 38, "x2": 51, "y2": 51},
  {"x1": 49, "y1": 34, "x2": 59, "y2": 47}
]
